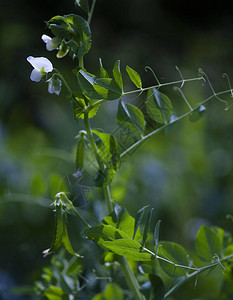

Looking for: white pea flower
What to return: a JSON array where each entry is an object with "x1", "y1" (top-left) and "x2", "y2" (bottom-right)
[
  {"x1": 27, "y1": 56, "x2": 53, "y2": 82},
  {"x1": 47, "y1": 76, "x2": 62, "y2": 95},
  {"x1": 41, "y1": 34, "x2": 60, "y2": 51}
]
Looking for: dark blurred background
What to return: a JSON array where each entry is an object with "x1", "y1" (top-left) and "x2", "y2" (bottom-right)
[{"x1": 0, "y1": 0, "x2": 232, "y2": 299}]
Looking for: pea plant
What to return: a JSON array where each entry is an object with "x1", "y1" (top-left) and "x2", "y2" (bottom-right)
[{"x1": 27, "y1": 1, "x2": 233, "y2": 299}]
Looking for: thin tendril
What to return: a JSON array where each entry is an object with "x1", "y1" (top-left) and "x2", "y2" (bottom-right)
[
  {"x1": 173, "y1": 86, "x2": 193, "y2": 110},
  {"x1": 145, "y1": 66, "x2": 161, "y2": 87},
  {"x1": 175, "y1": 66, "x2": 185, "y2": 88},
  {"x1": 199, "y1": 68, "x2": 229, "y2": 108}
]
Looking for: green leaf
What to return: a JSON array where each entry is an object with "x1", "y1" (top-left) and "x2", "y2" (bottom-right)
[
  {"x1": 99, "y1": 58, "x2": 109, "y2": 78},
  {"x1": 44, "y1": 285, "x2": 64, "y2": 300},
  {"x1": 74, "y1": 0, "x2": 89, "y2": 14},
  {"x1": 103, "y1": 205, "x2": 141, "y2": 240},
  {"x1": 113, "y1": 60, "x2": 123, "y2": 91},
  {"x1": 92, "y1": 130, "x2": 120, "y2": 186},
  {"x1": 154, "y1": 220, "x2": 161, "y2": 256},
  {"x1": 117, "y1": 100, "x2": 145, "y2": 137},
  {"x1": 47, "y1": 14, "x2": 91, "y2": 58},
  {"x1": 149, "y1": 274, "x2": 166, "y2": 300},
  {"x1": 103, "y1": 283, "x2": 124, "y2": 300},
  {"x1": 85, "y1": 224, "x2": 129, "y2": 245},
  {"x1": 142, "y1": 208, "x2": 153, "y2": 247},
  {"x1": 189, "y1": 105, "x2": 206, "y2": 122},
  {"x1": 56, "y1": 40, "x2": 69, "y2": 58},
  {"x1": 75, "y1": 131, "x2": 85, "y2": 171},
  {"x1": 158, "y1": 241, "x2": 190, "y2": 277},
  {"x1": 94, "y1": 78, "x2": 122, "y2": 100},
  {"x1": 146, "y1": 88, "x2": 173, "y2": 124},
  {"x1": 195, "y1": 225, "x2": 222, "y2": 262},
  {"x1": 133, "y1": 205, "x2": 149, "y2": 240},
  {"x1": 102, "y1": 238, "x2": 153, "y2": 261},
  {"x1": 126, "y1": 65, "x2": 142, "y2": 89},
  {"x1": 77, "y1": 70, "x2": 103, "y2": 100}
]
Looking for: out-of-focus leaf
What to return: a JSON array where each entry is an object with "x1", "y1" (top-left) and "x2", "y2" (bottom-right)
[
  {"x1": 44, "y1": 285, "x2": 64, "y2": 300},
  {"x1": 30, "y1": 173, "x2": 45, "y2": 196},
  {"x1": 103, "y1": 283, "x2": 124, "y2": 300},
  {"x1": 195, "y1": 225, "x2": 223, "y2": 262},
  {"x1": 126, "y1": 65, "x2": 142, "y2": 89},
  {"x1": 158, "y1": 241, "x2": 190, "y2": 277},
  {"x1": 189, "y1": 105, "x2": 206, "y2": 122},
  {"x1": 149, "y1": 274, "x2": 166, "y2": 300},
  {"x1": 74, "y1": 0, "x2": 89, "y2": 14}
]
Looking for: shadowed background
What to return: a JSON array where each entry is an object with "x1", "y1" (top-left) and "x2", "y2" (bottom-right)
[{"x1": 0, "y1": 0, "x2": 232, "y2": 299}]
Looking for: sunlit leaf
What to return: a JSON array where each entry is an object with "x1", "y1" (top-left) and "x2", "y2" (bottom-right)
[
  {"x1": 94, "y1": 78, "x2": 122, "y2": 100},
  {"x1": 99, "y1": 58, "x2": 109, "y2": 78},
  {"x1": 113, "y1": 60, "x2": 123, "y2": 91},
  {"x1": 126, "y1": 65, "x2": 142, "y2": 89},
  {"x1": 85, "y1": 224, "x2": 129, "y2": 245},
  {"x1": 102, "y1": 238, "x2": 153, "y2": 261},
  {"x1": 77, "y1": 70, "x2": 103, "y2": 100},
  {"x1": 104, "y1": 283, "x2": 124, "y2": 300},
  {"x1": 44, "y1": 285, "x2": 64, "y2": 300}
]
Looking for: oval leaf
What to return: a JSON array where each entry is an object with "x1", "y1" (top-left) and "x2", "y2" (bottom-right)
[
  {"x1": 126, "y1": 65, "x2": 142, "y2": 89},
  {"x1": 113, "y1": 60, "x2": 123, "y2": 91},
  {"x1": 146, "y1": 88, "x2": 173, "y2": 124},
  {"x1": 195, "y1": 225, "x2": 222, "y2": 262}
]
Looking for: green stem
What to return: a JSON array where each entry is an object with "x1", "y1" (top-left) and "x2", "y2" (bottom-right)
[
  {"x1": 104, "y1": 186, "x2": 145, "y2": 300},
  {"x1": 123, "y1": 76, "x2": 204, "y2": 97},
  {"x1": 83, "y1": 112, "x2": 103, "y2": 169},
  {"x1": 118, "y1": 256, "x2": 145, "y2": 300},
  {"x1": 163, "y1": 254, "x2": 233, "y2": 299},
  {"x1": 120, "y1": 89, "x2": 232, "y2": 159},
  {"x1": 72, "y1": 207, "x2": 91, "y2": 228},
  {"x1": 88, "y1": 0, "x2": 97, "y2": 25},
  {"x1": 53, "y1": 68, "x2": 73, "y2": 95},
  {"x1": 103, "y1": 185, "x2": 113, "y2": 214}
]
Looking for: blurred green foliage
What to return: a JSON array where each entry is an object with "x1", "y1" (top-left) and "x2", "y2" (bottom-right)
[{"x1": 0, "y1": 0, "x2": 232, "y2": 299}]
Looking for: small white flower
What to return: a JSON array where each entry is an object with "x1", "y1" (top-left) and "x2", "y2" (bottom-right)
[
  {"x1": 27, "y1": 56, "x2": 53, "y2": 82},
  {"x1": 41, "y1": 34, "x2": 59, "y2": 51},
  {"x1": 47, "y1": 76, "x2": 62, "y2": 95}
]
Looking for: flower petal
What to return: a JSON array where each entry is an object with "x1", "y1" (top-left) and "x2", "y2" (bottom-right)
[
  {"x1": 30, "y1": 69, "x2": 42, "y2": 82},
  {"x1": 41, "y1": 34, "x2": 57, "y2": 51},
  {"x1": 27, "y1": 56, "x2": 53, "y2": 72}
]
